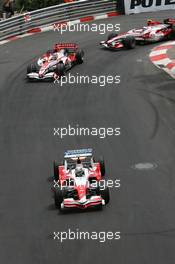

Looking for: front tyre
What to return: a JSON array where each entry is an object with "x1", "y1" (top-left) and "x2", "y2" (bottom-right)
[
  {"x1": 123, "y1": 36, "x2": 136, "y2": 49},
  {"x1": 54, "y1": 188, "x2": 63, "y2": 209},
  {"x1": 107, "y1": 32, "x2": 118, "y2": 41},
  {"x1": 54, "y1": 63, "x2": 65, "y2": 76},
  {"x1": 100, "y1": 187, "x2": 110, "y2": 205},
  {"x1": 27, "y1": 63, "x2": 38, "y2": 74}
]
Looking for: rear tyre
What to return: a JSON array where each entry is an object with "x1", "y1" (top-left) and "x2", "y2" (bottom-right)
[
  {"x1": 170, "y1": 25, "x2": 175, "y2": 39},
  {"x1": 123, "y1": 36, "x2": 136, "y2": 49},
  {"x1": 76, "y1": 49, "x2": 84, "y2": 64},
  {"x1": 99, "y1": 157, "x2": 105, "y2": 176},
  {"x1": 53, "y1": 161, "x2": 59, "y2": 182},
  {"x1": 100, "y1": 187, "x2": 110, "y2": 205},
  {"x1": 107, "y1": 33, "x2": 118, "y2": 41},
  {"x1": 54, "y1": 187, "x2": 63, "y2": 209},
  {"x1": 46, "y1": 49, "x2": 53, "y2": 55}
]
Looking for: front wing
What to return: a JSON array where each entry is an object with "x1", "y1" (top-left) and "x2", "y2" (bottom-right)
[
  {"x1": 100, "y1": 41, "x2": 124, "y2": 50},
  {"x1": 61, "y1": 196, "x2": 105, "y2": 209},
  {"x1": 27, "y1": 72, "x2": 55, "y2": 80}
]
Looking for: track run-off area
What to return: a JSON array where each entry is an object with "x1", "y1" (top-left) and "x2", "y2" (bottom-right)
[{"x1": 0, "y1": 9, "x2": 175, "y2": 264}]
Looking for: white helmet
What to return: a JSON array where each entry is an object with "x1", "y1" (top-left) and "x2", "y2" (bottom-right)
[{"x1": 75, "y1": 164, "x2": 84, "y2": 177}]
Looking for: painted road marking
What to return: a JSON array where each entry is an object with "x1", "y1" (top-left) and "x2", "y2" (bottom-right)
[{"x1": 149, "y1": 41, "x2": 175, "y2": 79}]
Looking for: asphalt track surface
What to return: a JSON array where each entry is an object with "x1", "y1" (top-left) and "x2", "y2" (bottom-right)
[{"x1": 1, "y1": 10, "x2": 175, "y2": 264}]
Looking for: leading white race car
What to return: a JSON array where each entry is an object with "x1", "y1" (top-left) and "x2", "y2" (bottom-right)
[
  {"x1": 100, "y1": 18, "x2": 175, "y2": 50},
  {"x1": 27, "y1": 43, "x2": 84, "y2": 80}
]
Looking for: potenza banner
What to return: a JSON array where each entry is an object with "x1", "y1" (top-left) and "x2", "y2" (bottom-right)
[{"x1": 124, "y1": 0, "x2": 175, "y2": 14}]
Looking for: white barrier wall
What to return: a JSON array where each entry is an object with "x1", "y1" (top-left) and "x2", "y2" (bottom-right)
[{"x1": 124, "y1": 0, "x2": 175, "y2": 14}]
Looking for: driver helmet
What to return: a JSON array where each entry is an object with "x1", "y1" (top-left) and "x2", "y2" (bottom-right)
[
  {"x1": 147, "y1": 19, "x2": 153, "y2": 26},
  {"x1": 59, "y1": 49, "x2": 68, "y2": 56},
  {"x1": 147, "y1": 19, "x2": 160, "y2": 26},
  {"x1": 75, "y1": 162, "x2": 84, "y2": 177},
  {"x1": 50, "y1": 53, "x2": 58, "y2": 61}
]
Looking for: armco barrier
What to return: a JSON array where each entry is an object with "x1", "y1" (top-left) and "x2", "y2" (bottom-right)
[{"x1": 0, "y1": 0, "x2": 119, "y2": 42}]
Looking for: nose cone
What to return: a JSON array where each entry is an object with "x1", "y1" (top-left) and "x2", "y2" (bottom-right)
[
  {"x1": 76, "y1": 185, "x2": 86, "y2": 200},
  {"x1": 39, "y1": 63, "x2": 48, "y2": 77}
]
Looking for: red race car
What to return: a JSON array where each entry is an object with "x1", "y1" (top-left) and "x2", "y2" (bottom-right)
[
  {"x1": 27, "y1": 43, "x2": 84, "y2": 80},
  {"x1": 100, "y1": 18, "x2": 175, "y2": 50},
  {"x1": 53, "y1": 149, "x2": 110, "y2": 211}
]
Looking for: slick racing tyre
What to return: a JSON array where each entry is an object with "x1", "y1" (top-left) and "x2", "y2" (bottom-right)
[
  {"x1": 76, "y1": 49, "x2": 84, "y2": 64},
  {"x1": 54, "y1": 187, "x2": 63, "y2": 209},
  {"x1": 27, "y1": 63, "x2": 38, "y2": 74},
  {"x1": 123, "y1": 36, "x2": 136, "y2": 49},
  {"x1": 163, "y1": 18, "x2": 170, "y2": 24},
  {"x1": 170, "y1": 25, "x2": 175, "y2": 40},
  {"x1": 53, "y1": 161, "x2": 59, "y2": 182},
  {"x1": 46, "y1": 49, "x2": 54, "y2": 55},
  {"x1": 107, "y1": 32, "x2": 118, "y2": 41},
  {"x1": 99, "y1": 157, "x2": 105, "y2": 176},
  {"x1": 54, "y1": 63, "x2": 65, "y2": 76},
  {"x1": 100, "y1": 186, "x2": 110, "y2": 205}
]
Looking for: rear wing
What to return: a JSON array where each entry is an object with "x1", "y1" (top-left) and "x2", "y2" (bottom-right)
[
  {"x1": 164, "y1": 18, "x2": 175, "y2": 25},
  {"x1": 64, "y1": 149, "x2": 93, "y2": 159},
  {"x1": 54, "y1": 43, "x2": 79, "y2": 51}
]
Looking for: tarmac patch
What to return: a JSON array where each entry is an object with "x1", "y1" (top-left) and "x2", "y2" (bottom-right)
[{"x1": 132, "y1": 162, "x2": 158, "y2": 170}]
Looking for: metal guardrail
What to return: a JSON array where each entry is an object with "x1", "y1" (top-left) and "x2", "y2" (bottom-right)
[{"x1": 0, "y1": 0, "x2": 117, "y2": 41}]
